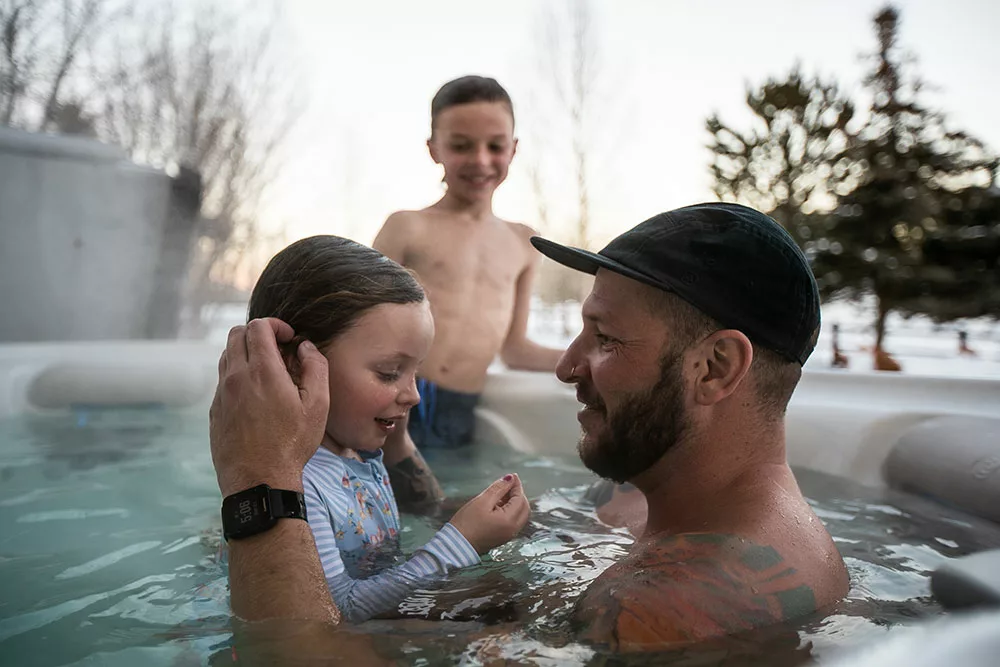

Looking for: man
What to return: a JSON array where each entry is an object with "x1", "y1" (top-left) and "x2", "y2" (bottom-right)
[
  {"x1": 531, "y1": 202, "x2": 849, "y2": 648},
  {"x1": 210, "y1": 203, "x2": 848, "y2": 653}
]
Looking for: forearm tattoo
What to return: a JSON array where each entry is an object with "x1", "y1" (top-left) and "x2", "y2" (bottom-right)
[
  {"x1": 575, "y1": 533, "x2": 818, "y2": 651},
  {"x1": 385, "y1": 449, "x2": 445, "y2": 514}
]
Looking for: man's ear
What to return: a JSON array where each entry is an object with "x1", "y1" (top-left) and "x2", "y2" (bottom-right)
[{"x1": 691, "y1": 330, "x2": 753, "y2": 407}]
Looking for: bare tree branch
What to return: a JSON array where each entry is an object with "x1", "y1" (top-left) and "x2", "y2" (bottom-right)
[
  {"x1": 1, "y1": 0, "x2": 46, "y2": 125},
  {"x1": 2, "y1": 0, "x2": 300, "y2": 335},
  {"x1": 37, "y1": 0, "x2": 100, "y2": 128},
  {"x1": 527, "y1": 0, "x2": 604, "y2": 250}
]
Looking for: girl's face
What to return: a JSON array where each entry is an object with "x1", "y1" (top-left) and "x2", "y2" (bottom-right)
[{"x1": 322, "y1": 300, "x2": 434, "y2": 453}]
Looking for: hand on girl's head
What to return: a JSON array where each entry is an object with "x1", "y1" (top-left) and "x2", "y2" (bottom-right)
[
  {"x1": 280, "y1": 336, "x2": 309, "y2": 384},
  {"x1": 210, "y1": 318, "x2": 329, "y2": 496}
]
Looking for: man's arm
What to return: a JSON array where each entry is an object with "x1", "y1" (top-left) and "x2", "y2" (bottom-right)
[
  {"x1": 575, "y1": 533, "x2": 818, "y2": 652},
  {"x1": 212, "y1": 320, "x2": 397, "y2": 664},
  {"x1": 227, "y1": 517, "x2": 339, "y2": 623},
  {"x1": 499, "y1": 227, "x2": 565, "y2": 372},
  {"x1": 210, "y1": 319, "x2": 338, "y2": 624}
]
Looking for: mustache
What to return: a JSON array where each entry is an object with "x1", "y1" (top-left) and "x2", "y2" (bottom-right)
[{"x1": 576, "y1": 385, "x2": 605, "y2": 410}]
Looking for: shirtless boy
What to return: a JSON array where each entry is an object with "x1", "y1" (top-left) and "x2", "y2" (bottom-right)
[{"x1": 374, "y1": 75, "x2": 563, "y2": 454}]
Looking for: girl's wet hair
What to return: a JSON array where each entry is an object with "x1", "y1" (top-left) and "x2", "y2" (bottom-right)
[
  {"x1": 430, "y1": 75, "x2": 514, "y2": 135},
  {"x1": 247, "y1": 235, "x2": 424, "y2": 350}
]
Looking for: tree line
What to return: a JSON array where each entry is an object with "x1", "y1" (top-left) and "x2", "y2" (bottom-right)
[{"x1": 707, "y1": 5, "x2": 999, "y2": 363}]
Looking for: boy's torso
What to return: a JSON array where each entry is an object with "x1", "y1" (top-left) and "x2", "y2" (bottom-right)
[{"x1": 397, "y1": 209, "x2": 533, "y2": 393}]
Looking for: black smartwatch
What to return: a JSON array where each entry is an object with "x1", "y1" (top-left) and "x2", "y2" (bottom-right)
[{"x1": 221, "y1": 484, "x2": 307, "y2": 541}]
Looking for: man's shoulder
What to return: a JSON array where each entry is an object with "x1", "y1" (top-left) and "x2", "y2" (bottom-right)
[{"x1": 576, "y1": 532, "x2": 821, "y2": 650}]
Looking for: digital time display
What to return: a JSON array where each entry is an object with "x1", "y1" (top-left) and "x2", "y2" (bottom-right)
[
  {"x1": 238, "y1": 498, "x2": 256, "y2": 524},
  {"x1": 222, "y1": 485, "x2": 302, "y2": 542}
]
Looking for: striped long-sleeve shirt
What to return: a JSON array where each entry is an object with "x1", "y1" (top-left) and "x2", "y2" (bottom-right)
[{"x1": 302, "y1": 446, "x2": 479, "y2": 622}]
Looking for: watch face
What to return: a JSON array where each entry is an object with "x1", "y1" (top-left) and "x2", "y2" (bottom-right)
[
  {"x1": 222, "y1": 485, "x2": 273, "y2": 540},
  {"x1": 234, "y1": 496, "x2": 263, "y2": 525}
]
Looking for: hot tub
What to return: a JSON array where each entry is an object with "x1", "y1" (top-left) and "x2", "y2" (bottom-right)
[{"x1": 1, "y1": 341, "x2": 998, "y2": 665}]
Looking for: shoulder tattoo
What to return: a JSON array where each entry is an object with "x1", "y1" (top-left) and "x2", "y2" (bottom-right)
[{"x1": 575, "y1": 532, "x2": 817, "y2": 650}]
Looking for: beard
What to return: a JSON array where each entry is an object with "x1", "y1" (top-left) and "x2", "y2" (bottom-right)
[{"x1": 578, "y1": 350, "x2": 690, "y2": 484}]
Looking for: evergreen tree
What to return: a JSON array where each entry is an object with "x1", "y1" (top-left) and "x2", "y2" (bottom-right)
[
  {"x1": 709, "y1": 5, "x2": 999, "y2": 353},
  {"x1": 900, "y1": 185, "x2": 1000, "y2": 322},
  {"x1": 707, "y1": 66, "x2": 858, "y2": 248},
  {"x1": 813, "y1": 6, "x2": 998, "y2": 349}
]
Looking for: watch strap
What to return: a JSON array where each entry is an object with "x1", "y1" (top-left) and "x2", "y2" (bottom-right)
[{"x1": 267, "y1": 487, "x2": 308, "y2": 522}]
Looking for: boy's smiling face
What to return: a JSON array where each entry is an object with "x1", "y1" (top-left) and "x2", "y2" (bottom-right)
[{"x1": 428, "y1": 101, "x2": 517, "y2": 204}]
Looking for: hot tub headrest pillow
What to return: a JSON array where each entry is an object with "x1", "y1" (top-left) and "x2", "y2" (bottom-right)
[
  {"x1": 27, "y1": 361, "x2": 214, "y2": 409},
  {"x1": 884, "y1": 416, "x2": 1000, "y2": 524}
]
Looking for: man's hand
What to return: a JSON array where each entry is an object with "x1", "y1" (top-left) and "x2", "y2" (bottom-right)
[
  {"x1": 209, "y1": 318, "x2": 330, "y2": 496},
  {"x1": 209, "y1": 318, "x2": 342, "y2": 629},
  {"x1": 449, "y1": 474, "x2": 531, "y2": 554}
]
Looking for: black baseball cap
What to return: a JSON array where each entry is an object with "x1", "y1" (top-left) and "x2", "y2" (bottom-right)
[{"x1": 530, "y1": 202, "x2": 821, "y2": 365}]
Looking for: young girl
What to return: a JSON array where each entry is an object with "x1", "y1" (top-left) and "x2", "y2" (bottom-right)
[{"x1": 247, "y1": 235, "x2": 530, "y2": 623}]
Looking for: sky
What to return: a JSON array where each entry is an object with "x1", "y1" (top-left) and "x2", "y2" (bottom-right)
[{"x1": 263, "y1": 0, "x2": 1000, "y2": 254}]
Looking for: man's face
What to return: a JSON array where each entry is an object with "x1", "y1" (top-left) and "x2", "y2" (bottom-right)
[
  {"x1": 584, "y1": 350, "x2": 690, "y2": 483},
  {"x1": 556, "y1": 270, "x2": 692, "y2": 483}
]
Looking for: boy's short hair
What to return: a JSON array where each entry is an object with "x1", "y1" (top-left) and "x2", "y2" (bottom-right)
[{"x1": 431, "y1": 75, "x2": 514, "y2": 133}]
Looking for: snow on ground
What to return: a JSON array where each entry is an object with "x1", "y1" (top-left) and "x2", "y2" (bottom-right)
[{"x1": 203, "y1": 298, "x2": 1000, "y2": 380}]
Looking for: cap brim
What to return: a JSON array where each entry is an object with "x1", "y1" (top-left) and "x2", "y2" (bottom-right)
[
  {"x1": 530, "y1": 236, "x2": 669, "y2": 292},
  {"x1": 530, "y1": 237, "x2": 609, "y2": 274}
]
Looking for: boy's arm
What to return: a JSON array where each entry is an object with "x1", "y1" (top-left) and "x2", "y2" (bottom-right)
[
  {"x1": 375, "y1": 211, "x2": 447, "y2": 513},
  {"x1": 382, "y1": 428, "x2": 446, "y2": 514},
  {"x1": 372, "y1": 211, "x2": 412, "y2": 264},
  {"x1": 500, "y1": 227, "x2": 565, "y2": 372}
]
